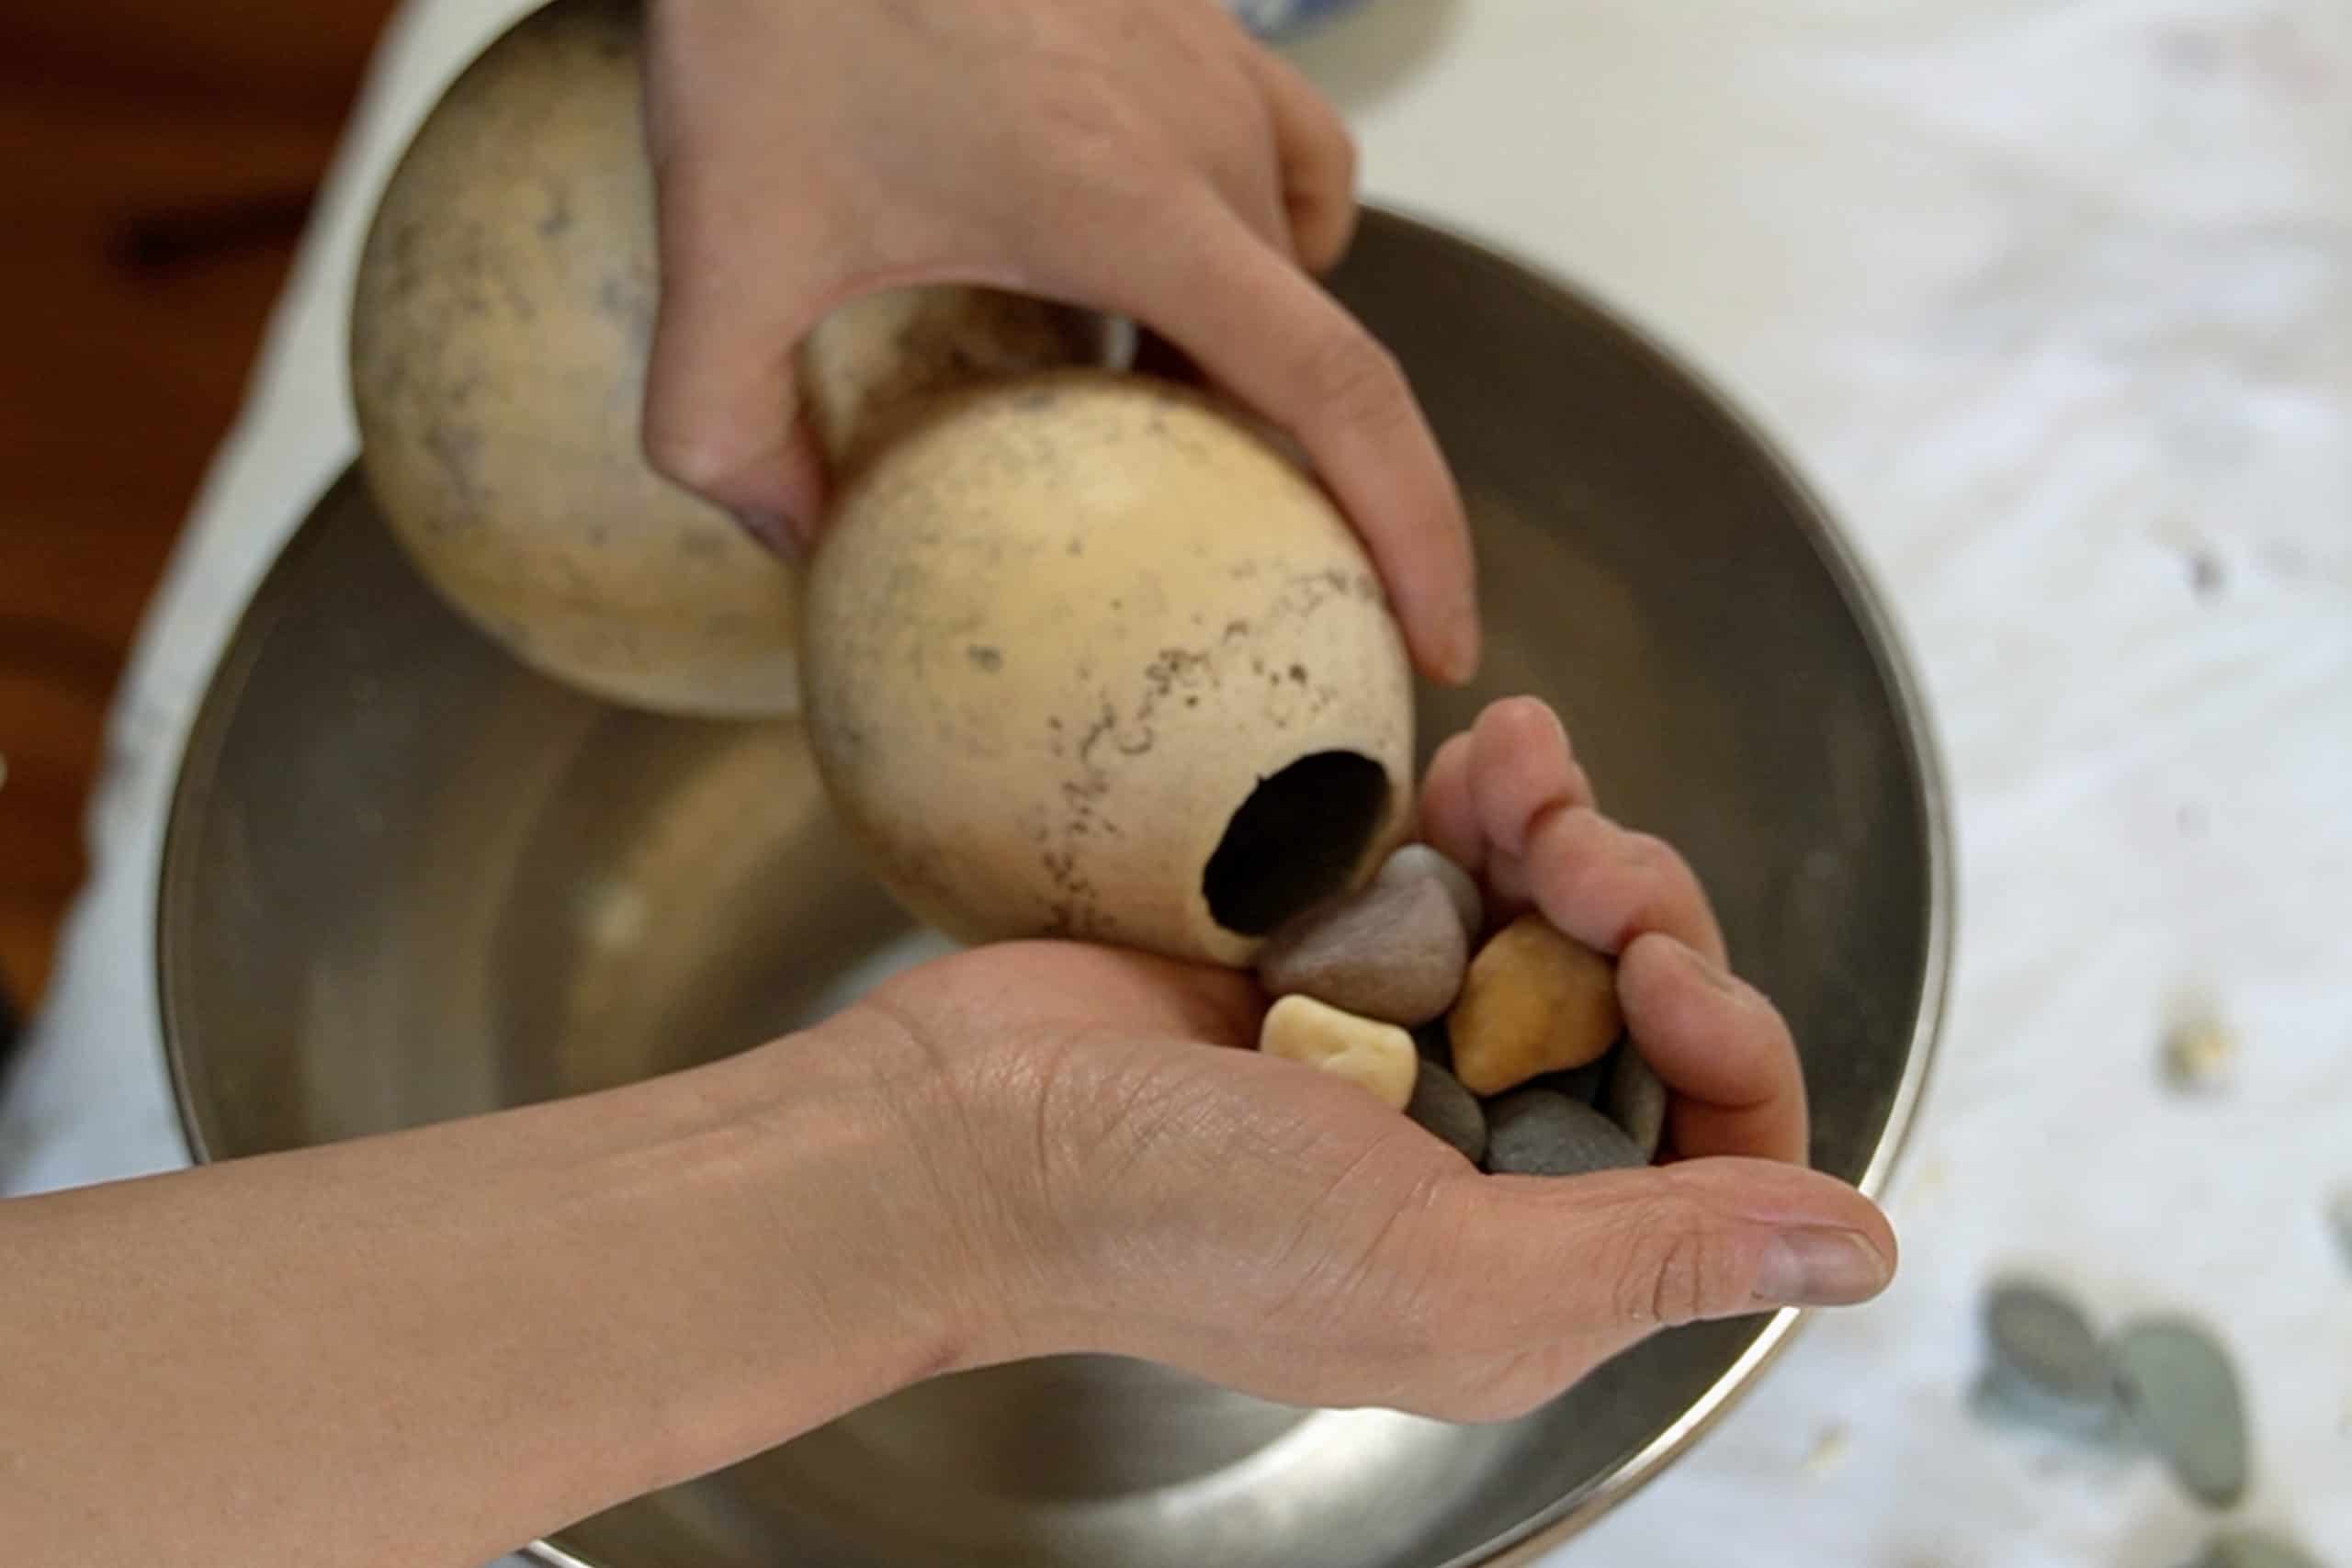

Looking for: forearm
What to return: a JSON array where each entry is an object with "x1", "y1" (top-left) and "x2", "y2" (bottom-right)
[{"x1": 3, "y1": 1026, "x2": 954, "y2": 1568}]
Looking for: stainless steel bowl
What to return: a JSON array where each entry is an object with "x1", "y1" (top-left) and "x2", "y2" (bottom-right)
[{"x1": 160, "y1": 208, "x2": 1950, "y2": 1567}]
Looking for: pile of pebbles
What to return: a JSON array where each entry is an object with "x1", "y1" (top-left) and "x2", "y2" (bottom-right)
[
  {"x1": 1253, "y1": 843, "x2": 1666, "y2": 1176},
  {"x1": 1973, "y1": 1280, "x2": 2327, "y2": 1568}
]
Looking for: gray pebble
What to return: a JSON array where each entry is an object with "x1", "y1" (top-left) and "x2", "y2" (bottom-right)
[
  {"x1": 1542, "y1": 1047, "x2": 1616, "y2": 1106},
  {"x1": 1406, "y1": 1061, "x2": 1487, "y2": 1165},
  {"x1": 2114, "y1": 1314, "x2": 2250, "y2": 1509},
  {"x1": 2180, "y1": 1529, "x2": 2330, "y2": 1568},
  {"x1": 1603, "y1": 1043, "x2": 1668, "y2": 1160},
  {"x1": 1982, "y1": 1280, "x2": 2120, "y2": 1420},
  {"x1": 1484, "y1": 1090, "x2": 1645, "y2": 1178},
  {"x1": 1375, "y1": 843, "x2": 1483, "y2": 939},
  {"x1": 1258, "y1": 874, "x2": 1467, "y2": 1026},
  {"x1": 1966, "y1": 1363, "x2": 2138, "y2": 1450}
]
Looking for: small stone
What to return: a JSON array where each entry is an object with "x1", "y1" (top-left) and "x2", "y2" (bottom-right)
[
  {"x1": 2188, "y1": 548, "x2": 2226, "y2": 601},
  {"x1": 1800, "y1": 1423, "x2": 1850, "y2": 1479},
  {"x1": 1966, "y1": 1364, "x2": 2138, "y2": 1451},
  {"x1": 2162, "y1": 1011, "x2": 2237, "y2": 1095},
  {"x1": 1405, "y1": 1061, "x2": 1487, "y2": 1164},
  {"x1": 1259, "y1": 994, "x2": 1418, "y2": 1111},
  {"x1": 1449, "y1": 915, "x2": 1623, "y2": 1095},
  {"x1": 2114, "y1": 1314, "x2": 2250, "y2": 1509},
  {"x1": 1604, "y1": 1043, "x2": 1668, "y2": 1160},
  {"x1": 1484, "y1": 1089, "x2": 1645, "y2": 1177},
  {"x1": 1375, "y1": 842, "x2": 1483, "y2": 939},
  {"x1": 1982, "y1": 1280, "x2": 2119, "y2": 1418},
  {"x1": 1257, "y1": 875, "x2": 1467, "y2": 1027},
  {"x1": 2324, "y1": 1184, "x2": 2352, "y2": 1275},
  {"x1": 2180, "y1": 1529, "x2": 2329, "y2": 1568},
  {"x1": 1541, "y1": 1049, "x2": 1614, "y2": 1105}
]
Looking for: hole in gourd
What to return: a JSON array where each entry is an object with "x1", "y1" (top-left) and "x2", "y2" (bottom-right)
[{"x1": 1202, "y1": 750, "x2": 1391, "y2": 937}]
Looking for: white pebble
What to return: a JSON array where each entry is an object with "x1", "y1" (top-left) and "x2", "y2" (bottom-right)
[{"x1": 1259, "y1": 994, "x2": 1418, "y2": 1111}]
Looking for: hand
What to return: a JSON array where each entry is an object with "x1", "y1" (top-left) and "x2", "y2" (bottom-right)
[
  {"x1": 638, "y1": 0, "x2": 1479, "y2": 682},
  {"x1": 0, "y1": 696, "x2": 1888, "y2": 1562},
  {"x1": 832, "y1": 696, "x2": 1894, "y2": 1422}
]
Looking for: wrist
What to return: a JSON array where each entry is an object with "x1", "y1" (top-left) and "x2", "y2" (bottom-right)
[
  {"x1": 748, "y1": 1001, "x2": 1089, "y2": 1376},
  {"x1": 567, "y1": 1026, "x2": 993, "y2": 1492}
]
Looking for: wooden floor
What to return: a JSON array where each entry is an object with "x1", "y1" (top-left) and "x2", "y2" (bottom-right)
[{"x1": 0, "y1": 1, "x2": 398, "y2": 1013}]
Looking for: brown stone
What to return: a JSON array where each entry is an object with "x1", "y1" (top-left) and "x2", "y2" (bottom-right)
[
  {"x1": 1448, "y1": 915, "x2": 1621, "y2": 1095},
  {"x1": 1374, "y1": 842, "x2": 1483, "y2": 940},
  {"x1": 1256, "y1": 874, "x2": 1467, "y2": 1026}
]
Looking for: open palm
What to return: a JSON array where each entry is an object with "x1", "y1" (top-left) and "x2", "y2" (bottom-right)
[{"x1": 842, "y1": 697, "x2": 1894, "y2": 1421}]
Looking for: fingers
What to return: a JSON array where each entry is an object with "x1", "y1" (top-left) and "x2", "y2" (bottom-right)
[
  {"x1": 1464, "y1": 697, "x2": 1720, "y2": 960},
  {"x1": 1425, "y1": 695, "x2": 1802, "y2": 1164},
  {"x1": 1461, "y1": 696, "x2": 1597, "y2": 913},
  {"x1": 1617, "y1": 933, "x2": 1808, "y2": 1164},
  {"x1": 1513, "y1": 806, "x2": 1727, "y2": 966},
  {"x1": 1417, "y1": 731, "x2": 1482, "y2": 878},
  {"x1": 1233, "y1": 43, "x2": 1361, "y2": 272},
  {"x1": 1112, "y1": 201, "x2": 1479, "y2": 685},
  {"x1": 640, "y1": 164, "x2": 832, "y2": 548},
  {"x1": 1432, "y1": 1157, "x2": 1894, "y2": 1341},
  {"x1": 1426, "y1": 695, "x2": 1714, "y2": 964},
  {"x1": 1469, "y1": 699, "x2": 1600, "y2": 846}
]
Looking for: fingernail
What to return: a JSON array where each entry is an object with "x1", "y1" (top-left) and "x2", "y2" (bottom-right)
[
  {"x1": 1754, "y1": 1229, "x2": 1891, "y2": 1307},
  {"x1": 1676, "y1": 938, "x2": 1737, "y2": 995}
]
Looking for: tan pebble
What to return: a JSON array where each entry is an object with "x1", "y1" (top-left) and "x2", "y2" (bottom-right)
[
  {"x1": 1259, "y1": 994, "x2": 1418, "y2": 1111},
  {"x1": 2161, "y1": 1010, "x2": 2236, "y2": 1094},
  {"x1": 1449, "y1": 915, "x2": 1622, "y2": 1095}
]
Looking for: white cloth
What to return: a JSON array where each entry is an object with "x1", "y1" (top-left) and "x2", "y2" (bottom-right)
[{"x1": 6, "y1": 0, "x2": 2346, "y2": 1562}]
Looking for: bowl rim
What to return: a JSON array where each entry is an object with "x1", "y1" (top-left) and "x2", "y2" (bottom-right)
[
  {"x1": 1324, "y1": 204, "x2": 1955, "y2": 1567},
  {"x1": 155, "y1": 200, "x2": 1952, "y2": 1568}
]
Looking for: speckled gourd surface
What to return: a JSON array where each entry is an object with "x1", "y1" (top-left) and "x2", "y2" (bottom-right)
[
  {"x1": 350, "y1": 0, "x2": 1420, "y2": 969},
  {"x1": 350, "y1": 0, "x2": 804, "y2": 719},
  {"x1": 797, "y1": 319, "x2": 1419, "y2": 968}
]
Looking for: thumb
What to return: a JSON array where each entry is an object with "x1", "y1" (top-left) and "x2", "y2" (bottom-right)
[{"x1": 1446, "y1": 1157, "x2": 1896, "y2": 1337}]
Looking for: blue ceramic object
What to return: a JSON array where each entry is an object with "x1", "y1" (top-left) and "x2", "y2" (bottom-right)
[{"x1": 1227, "y1": 0, "x2": 1374, "y2": 40}]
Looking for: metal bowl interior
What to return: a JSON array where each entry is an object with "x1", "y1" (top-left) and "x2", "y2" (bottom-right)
[{"x1": 160, "y1": 208, "x2": 1949, "y2": 1568}]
